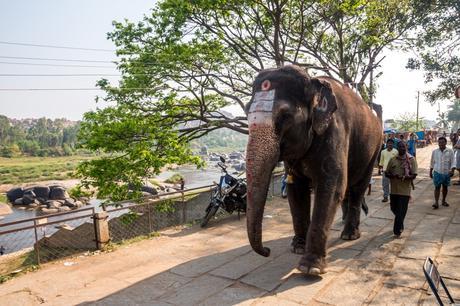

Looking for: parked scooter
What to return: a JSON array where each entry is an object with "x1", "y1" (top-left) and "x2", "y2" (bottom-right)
[{"x1": 200, "y1": 156, "x2": 247, "y2": 227}]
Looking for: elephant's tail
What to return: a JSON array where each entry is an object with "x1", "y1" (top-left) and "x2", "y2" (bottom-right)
[{"x1": 361, "y1": 198, "x2": 368, "y2": 215}]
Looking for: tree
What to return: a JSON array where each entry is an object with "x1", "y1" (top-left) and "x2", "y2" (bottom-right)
[
  {"x1": 447, "y1": 101, "x2": 460, "y2": 130},
  {"x1": 393, "y1": 112, "x2": 426, "y2": 131},
  {"x1": 78, "y1": 0, "x2": 420, "y2": 201},
  {"x1": 407, "y1": 0, "x2": 460, "y2": 103}
]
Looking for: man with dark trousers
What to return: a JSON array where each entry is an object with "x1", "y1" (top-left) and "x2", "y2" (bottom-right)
[{"x1": 385, "y1": 141, "x2": 418, "y2": 238}]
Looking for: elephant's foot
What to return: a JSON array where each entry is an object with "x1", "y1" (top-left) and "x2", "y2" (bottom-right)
[
  {"x1": 340, "y1": 227, "x2": 360, "y2": 240},
  {"x1": 290, "y1": 236, "x2": 306, "y2": 254},
  {"x1": 297, "y1": 253, "x2": 326, "y2": 275}
]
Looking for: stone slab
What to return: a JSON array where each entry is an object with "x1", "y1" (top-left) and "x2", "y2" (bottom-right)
[
  {"x1": 440, "y1": 236, "x2": 460, "y2": 257},
  {"x1": 384, "y1": 257, "x2": 426, "y2": 290},
  {"x1": 444, "y1": 222, "x2": 460, "y2": 237},
  {"x1": 326, "y1": 247, "x2": 361, "y2": 273},
  {"x1": 370, "y1": 283, "x2": 423, "y2": 305},
  {"x1": 437, "y1": 256, "x2": 460, "y2": 280},
  {"x1": 170, "y1": 246, "x2": 249, "y2": 277},
  {"x1": 159, "y1": 274, "x2": 233, "y2": 305},
  {"x1": 409, "y1": 215, "x2": 450, "y2": 243},
  {"x1": 241, "y1": 252, "x2": 298, "y2": 291},
  {"x1": 275, "y1": 271, "x2": 338, "y2": 304},
  {"x1": 315, "y1": 269, "x2": 382, "y2": 306},
  {"x1": 210, "y1": 250, "x2": 272, "y2": 280},
  {"x1": 398, "y1": 240, "x2": 440, "y2": 260},
  {"x1": 199, "y1": 282, "x2": 266, "y2": 306}
]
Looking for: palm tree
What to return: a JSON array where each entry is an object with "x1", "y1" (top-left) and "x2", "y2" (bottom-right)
[
  {"x1": 447, "y1": 101, "x2": 460, "y2": 131},
  {"x1": 437, "y1": 112, "x2": 450, "y2": 130}
]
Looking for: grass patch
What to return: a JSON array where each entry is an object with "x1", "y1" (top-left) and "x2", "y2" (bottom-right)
[
  {"x1": 0, "y1": 193, "x2": 6, "y2": 203},
  {"x1": 0, "y1": 155, "x2": 94, "y2": 185},
  {"x1": 103, "y1": 232, "x2": 160, "y2": 252},
  {"x1": 164, "y1": 173, "x2": 184, "y2": 184}
]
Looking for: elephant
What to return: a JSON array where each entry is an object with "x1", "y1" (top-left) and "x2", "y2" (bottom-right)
[{"x1": 245, "y1": 65, "x2": 382, "y2": 275}]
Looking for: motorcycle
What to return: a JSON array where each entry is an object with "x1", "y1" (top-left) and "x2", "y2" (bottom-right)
[{"x1": 200, "y1": 156, "x2": 247, "y2": 227}]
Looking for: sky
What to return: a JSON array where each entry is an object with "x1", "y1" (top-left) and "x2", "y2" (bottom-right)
[{"x1": 0, "y1": 0, "x2": 447, "y2": 122}]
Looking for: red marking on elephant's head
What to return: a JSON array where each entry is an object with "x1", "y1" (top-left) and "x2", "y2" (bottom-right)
[{"x1": 261, "y1": 80, "x2": 271, "y2": 91}]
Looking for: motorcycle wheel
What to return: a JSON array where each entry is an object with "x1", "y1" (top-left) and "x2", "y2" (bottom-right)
[{"x1": 200, "y1": 205, "x2": 219, "y2": 228}]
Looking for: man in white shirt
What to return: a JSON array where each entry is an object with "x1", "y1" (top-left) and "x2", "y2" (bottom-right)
[
  {"x1": 430, "y1": 137, "x2": 456, "y2": 209},
  {"x1": 379, "y1": 139, "x2": 398, "y2": 202}
]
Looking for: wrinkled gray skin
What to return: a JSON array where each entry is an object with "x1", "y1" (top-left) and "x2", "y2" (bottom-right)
[{"x1": 245, "y1": 65, "x2": 382, "y2": 275}]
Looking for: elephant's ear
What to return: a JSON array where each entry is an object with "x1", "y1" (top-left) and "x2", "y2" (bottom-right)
[{"x1": 310, "y1": 78, "x2": 337, "y2": 135}]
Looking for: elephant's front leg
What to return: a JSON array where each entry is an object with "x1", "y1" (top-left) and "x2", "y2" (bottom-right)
[
  {"x1": 287, "y1": 176, "x2": 311, "y2": 254},
  {"x1": 298, "y1": 178, "x2": 346, "y2": 275}
]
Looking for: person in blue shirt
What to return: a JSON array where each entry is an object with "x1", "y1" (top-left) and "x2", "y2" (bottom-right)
[{"x1": 407, "y1": 133, "x2": 417, "y2": 158}]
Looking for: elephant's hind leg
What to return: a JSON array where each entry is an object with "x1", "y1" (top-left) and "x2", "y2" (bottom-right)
[
  {"x1": 287, "y1": 176, "x2": 311, "y2": 254},
  {"x1": 340, "y1": 187, "x2": 364, "y2": 240}
]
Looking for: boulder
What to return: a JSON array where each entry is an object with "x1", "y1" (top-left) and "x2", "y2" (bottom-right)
[
  {"x1": 28, "y1": 203, "x2": 39, "y2": 208},
  {"x1": 6, "y1": 187, "x2": 24, "y2": 203},
  {"x1": 13, "y1": 198, "x2": 24, "y2": 206},
  {"x1": 22, "y1": 190, "x2": 36, "y2": 205},
  {"x1": 63, "y1": 198, "x2": 76, "y2": 208},
  {"x1": 41, "y1": 208, "x2": 59, "y2": 214},
  {"x1": 58, "y1": 206, "x2": 71, "y2": 212},
  {"x1": 74, "y1": 201, "x2": 84, "y2": 208},
  {"x1": 141, "y1": 185, "x2": 158, "y2": 195},
  {"x1": 46, "y1": 200, "x2": 62, "y2": 209},
  {"x1": 31, "y1": 186, "x2": 50, "y2": 200},
  {"x1": 49, "y1": 187, "x2": 69, "y2": 200}
]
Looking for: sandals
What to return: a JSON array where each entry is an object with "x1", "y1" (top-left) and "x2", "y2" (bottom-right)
[
  {"x1": 432, "y1": 203, "x2": 439, "y2": 209},
  {"x1": 442, "y1": 202, "x2": 450, "y2": 207}
]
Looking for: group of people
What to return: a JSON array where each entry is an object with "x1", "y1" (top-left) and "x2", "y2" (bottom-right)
[{"x1": 377, "y1": 129, "x2": 460, "y2": 238}]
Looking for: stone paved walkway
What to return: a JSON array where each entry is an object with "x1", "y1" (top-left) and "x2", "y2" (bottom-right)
[{"x1": 0, "y1": 145, "x2": 459, "y2": 305}]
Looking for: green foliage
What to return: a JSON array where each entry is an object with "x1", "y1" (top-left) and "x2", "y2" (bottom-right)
[
  {"x1": 77, "y1": 104, "x2": 203, "y2": 202},
  {"x1": 392, "y1": 112, "x2": 427, "y2": 131},
  {"x1": 119, "y1": 210, "x2": 140, "y2": 225},
  {"x1": 154, "y1": 199, "x2": 176, "y2": 213},
  {"x1": 164, "y1": 173, "x2": 184, "y2": 184},
  {"x1": 0, "y1": 115, "x2": 80, "y2": 157},
  {"x1": 78, "y1": 0, "x2": 420, "y2": 200},
  {"x1": 408, "y1": 0, "x2": 460, "y2": 103},
  {"x1": 68, "y1": 185, "x2": 93, "y2": 199},
  {"x1": 0, "y1": 155, "x2": 92, "y2": 185}
]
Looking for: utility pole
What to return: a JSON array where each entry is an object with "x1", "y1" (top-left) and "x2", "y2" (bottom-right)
[{"x1": 416, "y1": 91, "x2": 420, "y2": 130}]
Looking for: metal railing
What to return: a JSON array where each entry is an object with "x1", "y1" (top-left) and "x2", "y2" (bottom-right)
[{"x1": 0, "y1": 171, "x2": 285, "y2": 279}]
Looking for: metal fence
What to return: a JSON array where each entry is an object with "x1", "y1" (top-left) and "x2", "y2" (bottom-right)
[
  {"x1": 0, "y1": 207, "x2": 96, "y2": 279},
  {"x1": 0, "y1": 172, "x2": 284, "y2": 280}
]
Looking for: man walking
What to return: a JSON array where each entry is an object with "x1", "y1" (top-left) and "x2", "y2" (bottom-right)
[
  {"x1": 430, "y1": 137, "x2": 456, "y2": 209},
  {"x1": 385, "y1": 141, "x2": 418, "y2": 238},
  {"x1": 379, "y1": 139, "x2": 398, "y2": 202}
]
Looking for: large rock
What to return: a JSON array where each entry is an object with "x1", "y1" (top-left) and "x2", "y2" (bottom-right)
[
  {"x1": 58, "y1": 206, "x2": 71, "y2": 212},
  {"x1": 6, "y1": 187, "x2": 24, "y2": 203},
  {"x1": 49, "y1": 187, "x2": 69, "y2": 200},
  {"x1": 13, "y1": 198, "x2": 24, "y2": 205},
  {"x1": 46, "y1": 200, "x2": 62, "y2": 209},
  {"x1": 141, "y1": 185, "x2": 158, "y2": 195},
  {"x1": 31, "y1": 186, "x2": 50, "y2": 200},
  {"x1": 22, "y1": 190, "x2": 36, "y2": 205},
  {"x1": 41, "y1": 208, "x2": 59, "y2": 214},
  {"x1": 63, "y1": 198, "x2": 76, "y2": 208}
]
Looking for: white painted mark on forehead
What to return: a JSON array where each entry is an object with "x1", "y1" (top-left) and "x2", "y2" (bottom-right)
[
  {"x1": 249, "y1": 89, "x2": 275, "y2": 113},
  {"x1": 248, "y1": 89, "x2": 275, "y2": 126}
]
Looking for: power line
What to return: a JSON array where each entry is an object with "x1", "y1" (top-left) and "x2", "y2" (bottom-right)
[
  {"x1": 0, "y1": 88, "x2": 104, "y2": 91},
  {"x1": 0, "y1": 55, "x2": 115, "y2": 63},
  {"x1": 0, "y1": 41, "x2": 114, "y2": 52},
  {"x1": 0, "y1": 74, "x2": 121, "y2": 77},
  {"x1": 0, "y1": 61, "x2": 115, "y2": 68},
  {"x1": 0, "y1": 88, "x2": 157, "y2": 91}
]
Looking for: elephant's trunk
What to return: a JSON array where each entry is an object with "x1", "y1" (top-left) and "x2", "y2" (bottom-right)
[{"x1": 246, "y1": 116, "x2": 279, "y2": 257}]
